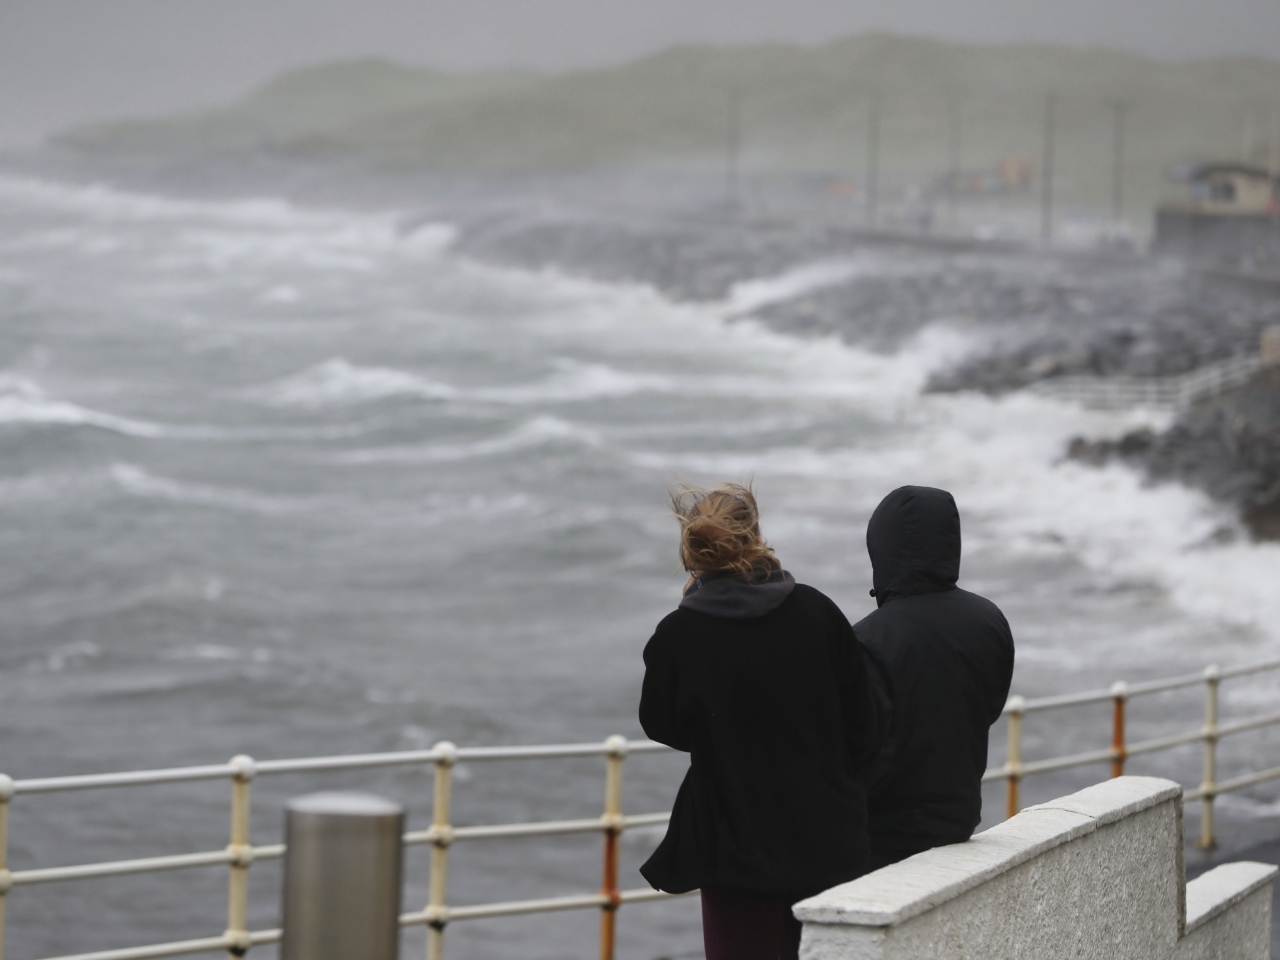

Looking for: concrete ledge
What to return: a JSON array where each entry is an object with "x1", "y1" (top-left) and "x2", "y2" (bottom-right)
[
  {"x1": 796, "y1": 777, "x2": 1274, "y2": 960},
  {"x1": 1185, "y1": 861, "x2": 1278, "y2": 934},
  {"x1": 1022, "y1": 775, "x2": 1183, "y2": 827},
  {"x1": 793, "y1": 807, "x2": 1094, "y2": 927},
  {"x1": 794, "y1": 777, "x2": 1176, "y2": 929}
]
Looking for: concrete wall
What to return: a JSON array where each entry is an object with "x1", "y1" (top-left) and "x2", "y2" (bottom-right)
[
  {"x1": 794, "y1": 777, "x2": 1276, "y2": 960},
  {"x1": 1153, "y1": 208, "x2": 1280, "y2": 267}
]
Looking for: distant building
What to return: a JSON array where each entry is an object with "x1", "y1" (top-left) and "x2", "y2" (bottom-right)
[{"x1": 1154, "y1": 162, "x2": 1280, "y2": 267}]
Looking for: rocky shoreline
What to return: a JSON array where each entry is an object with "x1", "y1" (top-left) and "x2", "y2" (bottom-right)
[{"x1": 455, "y1": 204, "x2": 1280, "y2": 540}]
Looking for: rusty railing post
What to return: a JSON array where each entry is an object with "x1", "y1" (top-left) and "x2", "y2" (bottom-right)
[
  {"x1": 1005, "y1": 697, "x2": 1025, "y2": 819},
  {"x1": 599, "y1": 736, "x2": 627, "y2": 960},
  {"x1": 1199, "y1": 665, "x2": 1221, "y2": 849},
  {"x1": 425, "y1": 742, "x2": 457, "y2": 960},
  {"x1": 1110, "y1": 682, "x2": 1129, "y2": 778},
  {"x1": 225, "y1": 755, "x2": 256, "y2": 958}
]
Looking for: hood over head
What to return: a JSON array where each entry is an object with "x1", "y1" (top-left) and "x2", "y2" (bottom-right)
[
  {"x1": 866, "y1": 486, "x2": 960, "y2": 607},
  {"x1": 679, "y1": 566, "x2": 795, "y2": 619}
]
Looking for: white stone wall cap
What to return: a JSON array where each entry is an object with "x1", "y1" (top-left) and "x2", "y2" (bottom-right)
[
  {"x1": 1021, "y1": 775, "x2": 1182, "y2": 827},
  {"x1": 793, "y1": 807, "x2": 1095, "y2": 927},
  {"x1": 795, "y1": 777, "x2": 1181, "y2": 929},
  {"x1": 1184, "y1": 861, "x2": 1278, "y2": 934}
]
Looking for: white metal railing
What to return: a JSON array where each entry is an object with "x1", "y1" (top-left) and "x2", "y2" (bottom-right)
[
  {"x1": 1029, "y1": 353, "x2": 1264, "y2": 411},
  {"x1": 0, "y1": 739, "x2": 689, "y2": 960},
  {"x1": 3, "y1": 659, "x2": 1280, "y2": 960},
  {"x1": 984, "y1": 658, "x2": 1280, "y2": 848}
]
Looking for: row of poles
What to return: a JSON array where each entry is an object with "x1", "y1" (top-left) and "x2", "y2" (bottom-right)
[{"x1": 722, "y1": 91, "x2": 1279, "y2": 241}]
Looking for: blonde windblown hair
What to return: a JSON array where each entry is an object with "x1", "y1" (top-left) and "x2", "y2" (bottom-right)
[{"x1": 670, "y1": 482, "x2": 780, "y2": 576}]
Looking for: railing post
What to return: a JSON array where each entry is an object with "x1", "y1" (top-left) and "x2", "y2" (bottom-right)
[
  {"x1": 225, "y1": 755, "x2": 256, "y2": 958},
  {"x1": 1199, "y1": 665, "x2": 1221, "y2": 849},
  {"x1": 0, "y1": 774, "x2": 13, "y2": 960},
  {"x1": 425, "y1": 742, "x2": 457, "y2": 960},
  {"x1": 1110, "y1": 682, "x2": 1129, "y2": 778},
  {"x1": 1005, "y1": 697, "x2": 1025, "y2": 819},
  {"x1": 599, "y1": 736, "x2": 627, "y2": 960}
]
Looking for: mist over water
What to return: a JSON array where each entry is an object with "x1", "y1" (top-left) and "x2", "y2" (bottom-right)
[{"x1": 2, "y1": 173, "x2": 1279, "y2": 958}]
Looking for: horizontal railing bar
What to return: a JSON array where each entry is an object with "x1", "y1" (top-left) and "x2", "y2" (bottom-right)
[
  {"x1": 11, "y1": 850, "x2": 235, "y2": 886},
  {"x1": 1010, "y1": 690, "x2": 1116, "y2": 713},
  {"x1": 1002, "y1": 658, "x2": 1280, "y2": 716},
  {"x1": 981, "y1": 710, "x2": 1280, "y2": 782},
  {"x1": 1218, "y1": 658, "x2": 1280, "y2": 681},
  {"x1": 427, "y1": 812, "x2": 669, "y2": 843},
  {"x1": 1186, "y1": 764, "x2": 1280, "y2": 801},
  {"x1": 619, "y1": 887, "x2": 696, "y2": 903},
  {"x1": 33, "y1": 936, "x2": 237, "y2": 960},
  {"x1": 14, "y1": 765, "x2": 237, "y2": 795},
  {"x1": 254, "y1": 749, "x2": 441, "y2": 775},
  {"x1": 621, "y1": 812, "x2": 672, "y2": 828},
  {"x1": 401, "y1": 886, "x2": 690, "y2": 926},
  {"x1": 407, "y1": 818, "x2": 605, "y2": 844},
  {"x1": 14, "y1": 816, "x2": 677, "y2": 888},
  {"x1": 1019, "y1": 747, "x2": 1118, "y2": 775},
  {"x1": 452, "y1": 742, "x2": 669, "y2": 762},
  {"x1": 400, "y1": 895, "x2": 605, "y2": 925},
  {"x1": 1125, "y1": 673, "x2": 1213, "y2": 697},
  {"x1": 1124, "y1": 730, "x2": 1207, "y2": 756},
  {"x1": 1216, "y1": 711, "x2": 1280, "y2": 739},
  {"x1": 11, "y1": 740, "x2": 675, "y2": 795}
]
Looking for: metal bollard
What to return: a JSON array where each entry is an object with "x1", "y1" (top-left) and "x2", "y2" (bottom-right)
[{"x1": 280, "y1": 792, "x2": 405, "y2": 960}]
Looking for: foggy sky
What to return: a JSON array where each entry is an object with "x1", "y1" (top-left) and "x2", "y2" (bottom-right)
[{"x1": 3, "y1": 0, "x2": 1280, "y2": 148}]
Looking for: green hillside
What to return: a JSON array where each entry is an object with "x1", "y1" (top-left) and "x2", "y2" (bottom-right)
[{"x1": 55, "y1": 34, "x2": 1280, "y2": 222}]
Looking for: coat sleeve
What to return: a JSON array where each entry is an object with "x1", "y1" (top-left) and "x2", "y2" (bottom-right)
[
  {"x1": 858, "y1": 640, "x2": 897, "y2": 785},
  {"x1": 638, "y1": 620, "x2": 693, "y2": 752},
  {"x1": 987, "y1": 610, "x2": 1016, "y2": 726},
  {"x1": 826, "y1": 603, "x2": 890, "y2": 772}
]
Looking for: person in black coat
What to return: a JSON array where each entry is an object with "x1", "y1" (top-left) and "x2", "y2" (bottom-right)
[
  {"x1": 639, "y1": 483, "x2": 887, "y2": 960},
  {"x1": 854, "y1": 485, "x2": 1015, "y2": 868}
]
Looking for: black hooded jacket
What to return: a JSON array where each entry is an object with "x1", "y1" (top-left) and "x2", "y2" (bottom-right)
[
  {"x1": 854, "y1": 486, "x2": 1014, "y2": 860},
  {"x1": 639, "y1": 572, "x2": 887, "y2": 895}
]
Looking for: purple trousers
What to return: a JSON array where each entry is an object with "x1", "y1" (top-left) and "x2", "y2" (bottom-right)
[{"x1": 700, "y1": 887, "x2": 805, "y2": 960}]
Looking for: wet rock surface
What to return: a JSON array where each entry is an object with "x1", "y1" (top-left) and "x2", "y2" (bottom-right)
[
  {"x1": 1068, "y1": 366, "x2": 1280, "y2": 541},
  {"x1": 454, "y1": 210, "x2": 864, "y2": 301}
]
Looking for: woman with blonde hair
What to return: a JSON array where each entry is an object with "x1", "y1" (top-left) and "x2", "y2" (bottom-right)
[{"x1": 639, "y1": 483, "x2": 887, "y2": 960}]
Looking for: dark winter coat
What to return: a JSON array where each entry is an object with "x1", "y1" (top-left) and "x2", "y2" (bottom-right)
[
  {"x1": 854, "y1": 486, "x2": 1015, "y2": 861},
  {"x1": 639, "y1": 570, "x2": 887, "y2": 895}
]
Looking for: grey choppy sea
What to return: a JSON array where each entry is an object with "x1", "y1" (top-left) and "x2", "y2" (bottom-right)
[{"x1": 1, "y1": 174, "x2": 1278, "y2": 959}]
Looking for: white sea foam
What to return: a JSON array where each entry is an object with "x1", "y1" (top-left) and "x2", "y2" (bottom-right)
[
  {"x1": 0, "y1": 374, "x2": 164, "y2": 437},
  {"x1": 258, "y1": 358, "x2": 458, "y2": 407},
  {"x1": 473, "y1": 358, "x2": 675, "y2": 404},
  {"x1": 109, "y1": 463, "x2": 311, "y2": 514},
  {"x1": 510, "y1": 256, "x2": 1273, "y2": 656},
  {"x1": 720, "y1": 257, "x2": 872, "y2": 317},
  {"x1": 335, "y1": 415, "x2": 601, "y2": 465},
  {"x1": 0, "y1": 174, "x2": 456, "y2": 274}
]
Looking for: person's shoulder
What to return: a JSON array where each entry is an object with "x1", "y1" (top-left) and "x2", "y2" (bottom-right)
[
  {"x1": 645, "y1": 606, "x2": 705, "y2": 649},
  {"x1": 651, "y1": 606, "x2": 695, "y2": 637},
  {"x1": 786, "y1": 582, "x2": 844, "y2": 615},
  {"x1": 952, "y1": 588, "x2": 1011, "y2": 625}
]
